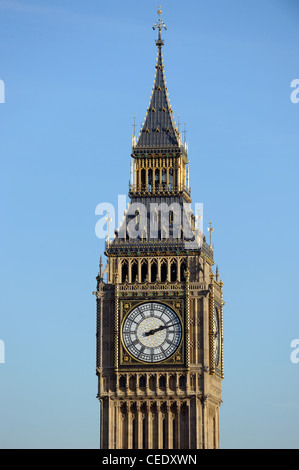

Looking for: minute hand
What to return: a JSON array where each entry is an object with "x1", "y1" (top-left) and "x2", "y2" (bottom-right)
[{"x1": 143, "y1": 323, "x2": 179, "y2": 337}]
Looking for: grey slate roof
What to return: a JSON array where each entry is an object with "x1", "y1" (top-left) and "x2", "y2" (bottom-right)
[{"x1": 135, "y1": 44, "x2": 181, "y2": 151}]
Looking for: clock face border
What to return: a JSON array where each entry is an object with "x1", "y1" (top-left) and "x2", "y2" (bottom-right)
[{"x1": 119, "y1": 299, "x2": 185, "y2": 368}]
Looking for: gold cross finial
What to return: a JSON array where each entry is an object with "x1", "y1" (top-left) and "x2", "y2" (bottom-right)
[{"x1": 153, "y1": 5, "x2": 167, "y2": 43}]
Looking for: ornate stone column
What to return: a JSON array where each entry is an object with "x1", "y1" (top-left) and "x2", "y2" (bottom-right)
[
  {"x1": 136, "y1": 402, "x2": 142, "y2": 449},
  {"x1": 200, "y1": 394, "x2": 209, "y2": 449},
  {"x1": 176, "y1": 400, "x2": 181, "y2": 449},
  {"x1": 158, "y1": 401, "x2": 163, "y2": 449},
  {"x1": 128, "y1": 259, "x2": 132, "y2": 284},
  {"x1": 138, "y1": 259, "x2": 141, "y2": 283},
  {"x1": 128, "y1": 407, "x2": 133, "y2": 449},
  {"x1": 165, "y1": 402, "x2": 171, "y2": 449}
]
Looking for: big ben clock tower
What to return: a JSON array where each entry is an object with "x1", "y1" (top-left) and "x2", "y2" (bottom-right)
[{"x1": 94, "y1": 7, "x2": 224, "y2": 450}]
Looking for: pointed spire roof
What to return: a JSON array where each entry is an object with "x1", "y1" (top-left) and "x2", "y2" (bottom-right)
[{"x1": 134, "y1": 7, "x2": 182, "y2": 153}]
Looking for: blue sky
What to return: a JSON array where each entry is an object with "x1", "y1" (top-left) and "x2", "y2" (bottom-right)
[{"x1": 0, "y1": 0, "x2": 298, "y2": 449}]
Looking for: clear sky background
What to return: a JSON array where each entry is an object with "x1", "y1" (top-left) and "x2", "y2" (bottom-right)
[{"x1": 0, "y1": 0, "x2": 298, "y2": 449}]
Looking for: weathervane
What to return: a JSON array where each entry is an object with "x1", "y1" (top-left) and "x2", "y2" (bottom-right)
[{"x1": 153, "y1": 5, "x2": 167, "y2": 43}]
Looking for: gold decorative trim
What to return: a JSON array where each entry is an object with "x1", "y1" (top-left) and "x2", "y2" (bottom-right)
[
  {"x1": 220, "y1": 280, "x2": 224, "y2": 379},
  {"x1": 114, "y1": 272, "x2": 119, "y2": 372},
  {"x1": 209, "y1": 273, "x2": 215, "y2": 375},
  {"x1": 185, "y1": 267, "x2": 190, "y2": 370}
]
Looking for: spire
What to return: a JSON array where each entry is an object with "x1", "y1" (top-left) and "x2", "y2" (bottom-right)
[{"x1": 134, "y1": 6, "x2": 182, "y2": 152}]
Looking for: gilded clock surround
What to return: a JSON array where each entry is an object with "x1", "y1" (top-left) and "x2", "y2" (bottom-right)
[{"x1": 119, "y1": 299, "x2": 185, "y2": 367}]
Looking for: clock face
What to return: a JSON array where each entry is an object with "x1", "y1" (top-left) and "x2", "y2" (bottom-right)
[
  {"x1": 122, "y1": 302, "x2": 182, "y2": 363},
  {"x1": 213, "y1": 307, "x2": 220, "y2": 366}
]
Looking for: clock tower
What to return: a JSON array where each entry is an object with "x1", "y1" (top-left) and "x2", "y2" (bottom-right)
[{"x1": 94, "y1": 7, "x2": 224, "y2": 449}]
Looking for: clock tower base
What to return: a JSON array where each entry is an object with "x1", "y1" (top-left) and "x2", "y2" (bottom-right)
[{"x1": 99, "y1": 379, "x2": 221, "y2": 449}]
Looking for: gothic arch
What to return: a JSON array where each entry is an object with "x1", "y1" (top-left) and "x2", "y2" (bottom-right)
[
  {"x1": 129, "y1": 374, "x2": 136, "y2": 392},
  {"x1": 160, "y1": 259, "x2": 167, "y2": 282},
  {"x1": 180, "y1": 259, "x2": 187, "y2": 282},
  {"x1": 121, "y1": 259, "x2": 129, "y2": 283},
  {"x1": 141, "y1": 258, "x2": 148, "y2": 283},
  {"x1": 150, "y1": 259, "x2": 158, "y2": 282},
  {"x1": 159, "y1": 374, "x2": 166, "y2": 390},
  {"x1": 170, "y1": 259, "x2": 177, "y2": 282}
]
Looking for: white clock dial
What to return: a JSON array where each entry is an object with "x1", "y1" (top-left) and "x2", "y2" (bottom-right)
[{"x1": 122, "y1": 302, "x2": 182, "y2": 363}]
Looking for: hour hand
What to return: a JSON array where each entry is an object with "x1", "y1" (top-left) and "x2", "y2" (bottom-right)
[{"x1": 143, "y1": 324, "x2": 166, "y2": 337}]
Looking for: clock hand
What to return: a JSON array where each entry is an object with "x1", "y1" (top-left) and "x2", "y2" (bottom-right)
[
  {"x1": 143, "y1": 324, "x2": 166, "y2": 337},
  {"x1": 143, "y1": 322, "x2": 180, "y2": 337}
]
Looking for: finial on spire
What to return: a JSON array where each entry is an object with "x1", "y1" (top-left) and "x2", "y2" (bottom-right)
[
  {"x1": 133, "y1": 113, "x2": 136, "y2": 137},
  {"x1": 183, "y1": 122, "x2": 188, "y2": 151},
  {"x1": 132, "y1": 114, "x2": 137, "y2": 147},
  {"x1": 105, "y1": 211, "x2": 112, "y2": 247},
  {"x1": 153, "y1": 5, "x2": 167, "y2": 46},
  {"x1": 99, "y1": 255, "x2": 103, "y2": 279}
]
